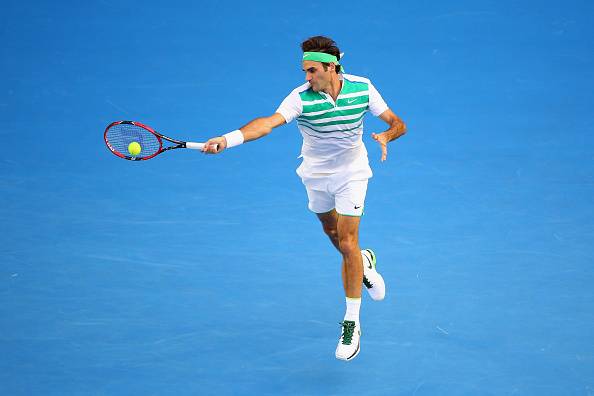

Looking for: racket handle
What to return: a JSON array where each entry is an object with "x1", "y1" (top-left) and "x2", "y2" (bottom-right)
[{"x1": 186, "y1": 142, "x2": 218, "y2": 151}]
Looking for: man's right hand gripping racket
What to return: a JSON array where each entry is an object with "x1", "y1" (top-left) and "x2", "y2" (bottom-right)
[{"x1": 104, "y1": 120, "x2": 216, "y2": 161}]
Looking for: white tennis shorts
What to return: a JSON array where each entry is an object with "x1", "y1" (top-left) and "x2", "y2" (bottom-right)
[
  {"x1": 303, "y1": 176, "x2": 369, "y2": 216},
  {"x1": 296, "y1": 150, "x2": 372, "y2": 217}
]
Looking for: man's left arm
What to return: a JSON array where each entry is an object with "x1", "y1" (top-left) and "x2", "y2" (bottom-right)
[{"x1": 372, "y1": 109, "x2": 407, "y2": 162}]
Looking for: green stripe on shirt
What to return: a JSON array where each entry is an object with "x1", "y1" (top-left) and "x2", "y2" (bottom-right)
[
  {"x1": 297, "y1": 118, "x2": 364, "y2": 134},
  {"x1": 299, "y1": 89, "x2": 324, "y2": 102},
  {"x1": 297, "y1": 112, "x2": 366, "y2": 128},
  {"x1": 302, "y1": 102, "x2": 334, "y2": 113},
  {"x1": 300, "y1": 106, "x2": 367, "y2": 121},
  {"x1": 341, "y1": 80, "x2": 368, "y2": 94}
]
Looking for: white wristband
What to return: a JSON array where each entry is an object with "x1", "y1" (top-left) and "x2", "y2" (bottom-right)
[{"x1": 223, "y1": 130, "x2": 244, "y2": 148}]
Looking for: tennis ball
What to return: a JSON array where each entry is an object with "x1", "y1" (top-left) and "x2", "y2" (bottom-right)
[{"x1": 128, "y1": 141, "x2": 141, "y2": 156}]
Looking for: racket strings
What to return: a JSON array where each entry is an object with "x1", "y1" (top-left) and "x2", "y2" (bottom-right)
[{"x1": 106, "y1": 123, "x2": 161, "y2": 158}]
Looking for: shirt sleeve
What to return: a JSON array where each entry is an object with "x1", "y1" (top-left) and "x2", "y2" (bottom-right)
[
  {"x1": 368, "y1": 81, "x2": 389, "y2": 117},
  {"x1": 275, "y1": 89, "x2": 302, "y2": 123}
]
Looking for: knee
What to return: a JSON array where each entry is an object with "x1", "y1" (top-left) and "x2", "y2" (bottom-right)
[
  {"x1": 338, "y1": 234, "x2": 359, "y2": 255},
  {"x1": 322, "y1": 224, "x2": 338, "y2": 240}
]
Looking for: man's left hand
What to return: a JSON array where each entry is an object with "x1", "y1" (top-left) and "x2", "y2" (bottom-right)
[{"x1": 372, "y1": 132, "x2": 390, "y2": 162}]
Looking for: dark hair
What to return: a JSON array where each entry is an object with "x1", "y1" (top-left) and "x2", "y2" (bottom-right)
[{"x1": 301, "y1": 36, "x2": 341, "y2": 73}]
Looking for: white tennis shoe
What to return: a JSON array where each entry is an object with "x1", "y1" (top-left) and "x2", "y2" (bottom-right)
[
  {"x1": 361, "y1": 249, "x2": 386, "y2": 301},
  {"x1": 335, "y1": 320, "x2": 361, "y2": 361}
]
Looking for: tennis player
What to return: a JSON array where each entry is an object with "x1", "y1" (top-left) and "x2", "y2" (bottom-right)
[{"x1": 202, "y1": 36, "x2": 406, "y2": 361}]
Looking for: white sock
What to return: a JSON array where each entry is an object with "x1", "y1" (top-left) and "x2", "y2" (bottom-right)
[{"x1": 344, "y1": 297, "x2": 361, "y2": 323}]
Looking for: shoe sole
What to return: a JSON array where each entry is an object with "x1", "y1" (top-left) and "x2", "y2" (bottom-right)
[
  {"x1": 362, "y1": 249, "x2": 376, "y2": 270},
  {"x1": 362, "y1": 249, "x2": 385, "y2": 301},
  {"x1": 365, "y1": 248, "x2": 376, "y2": 266},
  {"x1": 336, "y1": 341, "x2": 360, "y2": 361},
  {"x1": 362, "y1": 249, "x2": 377, "y2": 288}
]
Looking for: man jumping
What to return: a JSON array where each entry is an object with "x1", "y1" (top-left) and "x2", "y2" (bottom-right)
[{"x1": 202, "y1": 36, "x2": 406, "y2": 361}]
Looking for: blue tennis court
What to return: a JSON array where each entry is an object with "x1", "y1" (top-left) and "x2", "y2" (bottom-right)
[{"x1": 2, "y1": 0, "x2": 593, "y2": 394}]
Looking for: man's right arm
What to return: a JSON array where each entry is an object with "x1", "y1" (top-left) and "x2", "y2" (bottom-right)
[{"x1": 202, "y1": 113, "x2": 286, "y2": 154}]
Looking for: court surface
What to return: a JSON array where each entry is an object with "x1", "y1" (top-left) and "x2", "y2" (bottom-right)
[{"x1": 1, "y1": 1, "x2": 593, "y2": 395}]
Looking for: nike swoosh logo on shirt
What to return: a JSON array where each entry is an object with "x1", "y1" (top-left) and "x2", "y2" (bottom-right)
[{"x1": 347, "y1": 99, "x2": 357, "y2": 104}]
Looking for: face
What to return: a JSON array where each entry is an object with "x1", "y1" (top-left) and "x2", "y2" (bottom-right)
[{"x1": 302, "y1": 60, "x2": 333, "y2": 92}]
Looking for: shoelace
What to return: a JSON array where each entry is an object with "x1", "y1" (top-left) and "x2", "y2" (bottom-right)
[{"x1": 339, "y1": 321, "x2": 356, "y2": 345}]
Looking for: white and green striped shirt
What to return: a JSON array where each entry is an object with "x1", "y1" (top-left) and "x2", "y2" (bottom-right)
[{"x1": 276, "y1": 73, "x2": 388, "y2": 173}]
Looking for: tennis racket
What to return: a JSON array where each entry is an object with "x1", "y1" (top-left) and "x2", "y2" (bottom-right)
[{"x1": 104, "y1": 120, "x2": 215, "y2": 161}]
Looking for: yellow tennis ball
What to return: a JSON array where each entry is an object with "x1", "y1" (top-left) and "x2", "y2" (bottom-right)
[{"x1": 128, "y1": 141, "x2": 141, "y2": 156}]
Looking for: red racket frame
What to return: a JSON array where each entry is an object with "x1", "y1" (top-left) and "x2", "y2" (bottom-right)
[{"x1": 104, "y1": 120, "x2": 186, "y2": 161}]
